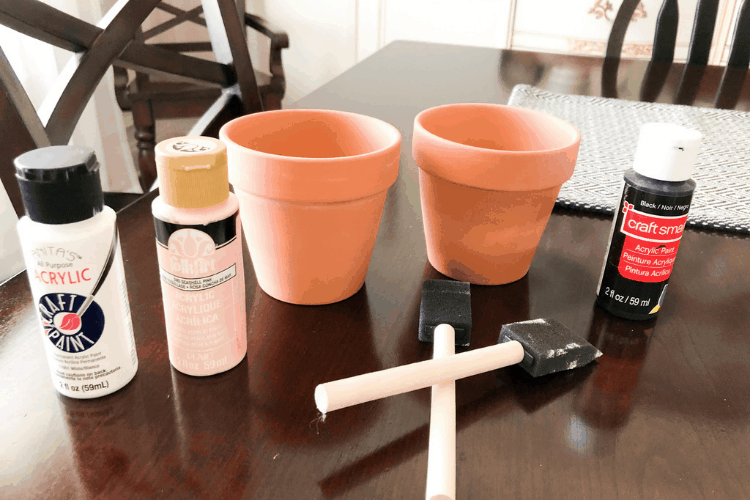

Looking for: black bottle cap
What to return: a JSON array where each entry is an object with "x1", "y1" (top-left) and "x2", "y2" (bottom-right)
[{"x1": 15, "y1": 146, "x2": 104, "y2": 224}]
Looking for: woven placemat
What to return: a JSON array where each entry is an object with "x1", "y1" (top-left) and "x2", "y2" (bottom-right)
[{"x1": 508, "y1": 84, "x2": 750, "y2": 234}]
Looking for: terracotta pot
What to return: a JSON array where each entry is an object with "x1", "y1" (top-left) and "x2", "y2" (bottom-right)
[
  {"x1": 220, "y1": 109, "x2": 401, "y2": 305},
  {"x1": 412, "y1": 103, "x2": 580, "y2": 285}
]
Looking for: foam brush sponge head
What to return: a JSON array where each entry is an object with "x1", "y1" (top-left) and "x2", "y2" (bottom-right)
[
  {"x1": 498, "y1": 318, "x2": 602, "y2": 377},
  {"x1": 418, "y1": 280, "x2": 472, "y2": 346}
]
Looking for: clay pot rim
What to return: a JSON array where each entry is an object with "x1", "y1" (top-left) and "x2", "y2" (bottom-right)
[
  {"x1": 219, "y1": 109, "x2": 402, "y2": 163},
  {"x1": 413, "y1": 103, "x2": 580, "y2": 191},
  {"x1": 222, "y1": 109, "x2": 401, "y2": 203},
  {"x1": 413, "y1": 103, "x2": 581, "y2": 156},
  {"x1": 231, "y1": 185, "x2": 387, "y2": 205}
]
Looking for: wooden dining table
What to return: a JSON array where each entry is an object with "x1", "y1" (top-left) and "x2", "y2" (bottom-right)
[{"x1": 2, "y1": 41, "x2": 749, "y2": 499}]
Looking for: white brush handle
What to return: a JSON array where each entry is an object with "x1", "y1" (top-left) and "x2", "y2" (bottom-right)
[
  {"x1": 314, "y1": 338, "x2": 525, "y2": 414},
  {"x1": 426, "y1": 324, "x2": 456, "y2": 500}
]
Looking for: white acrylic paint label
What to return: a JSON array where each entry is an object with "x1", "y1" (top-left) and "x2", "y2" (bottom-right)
[{"x1": 22, "y1": 225, "x2": 138, "y2": 398}]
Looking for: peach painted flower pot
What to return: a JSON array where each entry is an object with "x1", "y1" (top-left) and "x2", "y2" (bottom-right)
[
  {"x1": 220, "y1": 109, "x2": 401, "y2": 305},
  {"x1": 412, "y1": 104, "x2": 580, "y2": 285}
]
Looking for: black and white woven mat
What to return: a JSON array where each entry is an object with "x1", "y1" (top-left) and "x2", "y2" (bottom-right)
[{"x1": 508, "y1": 84, "x2": 750, "y2": 234}]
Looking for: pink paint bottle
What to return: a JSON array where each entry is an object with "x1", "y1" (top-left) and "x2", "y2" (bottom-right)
[{"x1": 152, "y1": 137, "x2": 246, "y2": 376}]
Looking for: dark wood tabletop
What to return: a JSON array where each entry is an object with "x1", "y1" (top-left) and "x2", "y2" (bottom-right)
[{"x1": 2, "y1": 41, "x2": 749, "y2": 500}]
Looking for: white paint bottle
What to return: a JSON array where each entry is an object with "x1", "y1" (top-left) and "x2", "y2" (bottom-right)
[
  {"x1": 151, "y1": 137, "x2": 247, "y2": 376},
  {"x1": 15, "y1": 146, "x2": 138, "y2": 398}
]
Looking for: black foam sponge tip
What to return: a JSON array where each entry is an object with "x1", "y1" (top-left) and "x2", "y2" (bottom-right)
[
  {"x1": 498, "y1": 318, "x2": 602, "y2": 377},
  {"x1": 418, "y1": 280, "x2": 472, "y2": 346}
]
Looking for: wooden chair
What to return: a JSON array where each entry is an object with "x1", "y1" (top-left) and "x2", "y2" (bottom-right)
[
  {"x1": 602, "y1": 0, "x2": 750, "y2": 107},
  {"x1": 607, "y1": 0, "x2": 750, "y2": 67},
  {"x1": 0, "y1": 0, "x2": 277, "y2": 217},
  {"x1": 114, "y1": 2, "x2": 288, "y2": 190}
]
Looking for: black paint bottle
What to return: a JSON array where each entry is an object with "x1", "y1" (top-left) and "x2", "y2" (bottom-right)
[{"x1": 596, "y1": 123, "x2": 702, "y2": 320}]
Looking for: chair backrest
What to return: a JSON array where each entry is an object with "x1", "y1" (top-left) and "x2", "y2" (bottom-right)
[
  {"x1": 600, "y1": 0, "x2": 750, "y2": 109},
  {"x1": 0, "y1": 0, "x2": 263, "y2": 215},
  {"x1": 606, "y1": 0, "x2": 750, "y2": 69}
]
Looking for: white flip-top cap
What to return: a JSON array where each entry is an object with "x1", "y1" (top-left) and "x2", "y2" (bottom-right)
[{"x1": 632, "y1": 123, "x2": 702, "y2": 181}]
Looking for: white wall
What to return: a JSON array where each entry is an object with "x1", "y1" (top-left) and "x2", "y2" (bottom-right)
[
  {"x1": 257, "y1": 0, "x2": 514, "y2": 104},
  {"x1": 380, "y1": 0, "x2": 514, "y2": 52},
  {"x1": 249, "y1": 0, "x2": 357, "y2": 104}
]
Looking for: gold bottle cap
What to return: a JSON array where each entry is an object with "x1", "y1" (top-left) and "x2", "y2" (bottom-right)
[{"x1": 155, "y1": 136, "x2": 229, "y2": 209}]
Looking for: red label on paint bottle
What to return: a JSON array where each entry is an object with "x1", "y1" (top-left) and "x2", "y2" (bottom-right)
[
  {"x1": 596, "y1": 171, "x2": 695, "y2": 320},
  {"x1": 616, "y1": 203, "x2": 688, "y2": 283}
]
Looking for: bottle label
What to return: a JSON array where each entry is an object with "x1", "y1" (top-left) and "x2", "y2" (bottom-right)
[
  {"x1": 616, "y1": 203, "x2": 689, "y2": 282},
  {"x1": 22, "y1": 229, "x2": 138, "y2": 398},
  {"x1": 596, "y1": 183, "x2": 693, "y2": 319},
  {"x1": 38, "y1": 293, "x2": 104, "y2": 353},
  {"x1": 154, "y1": 212, "x2": 246, "y2": 376}
]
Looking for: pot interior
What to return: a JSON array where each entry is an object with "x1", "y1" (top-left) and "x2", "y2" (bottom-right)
[
  {"x1": 419, "y1": 105, "x2": 579, "y2": 153},
  {"x1": 222, "y1": 110, "x2": 400, "y2": 159}
]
